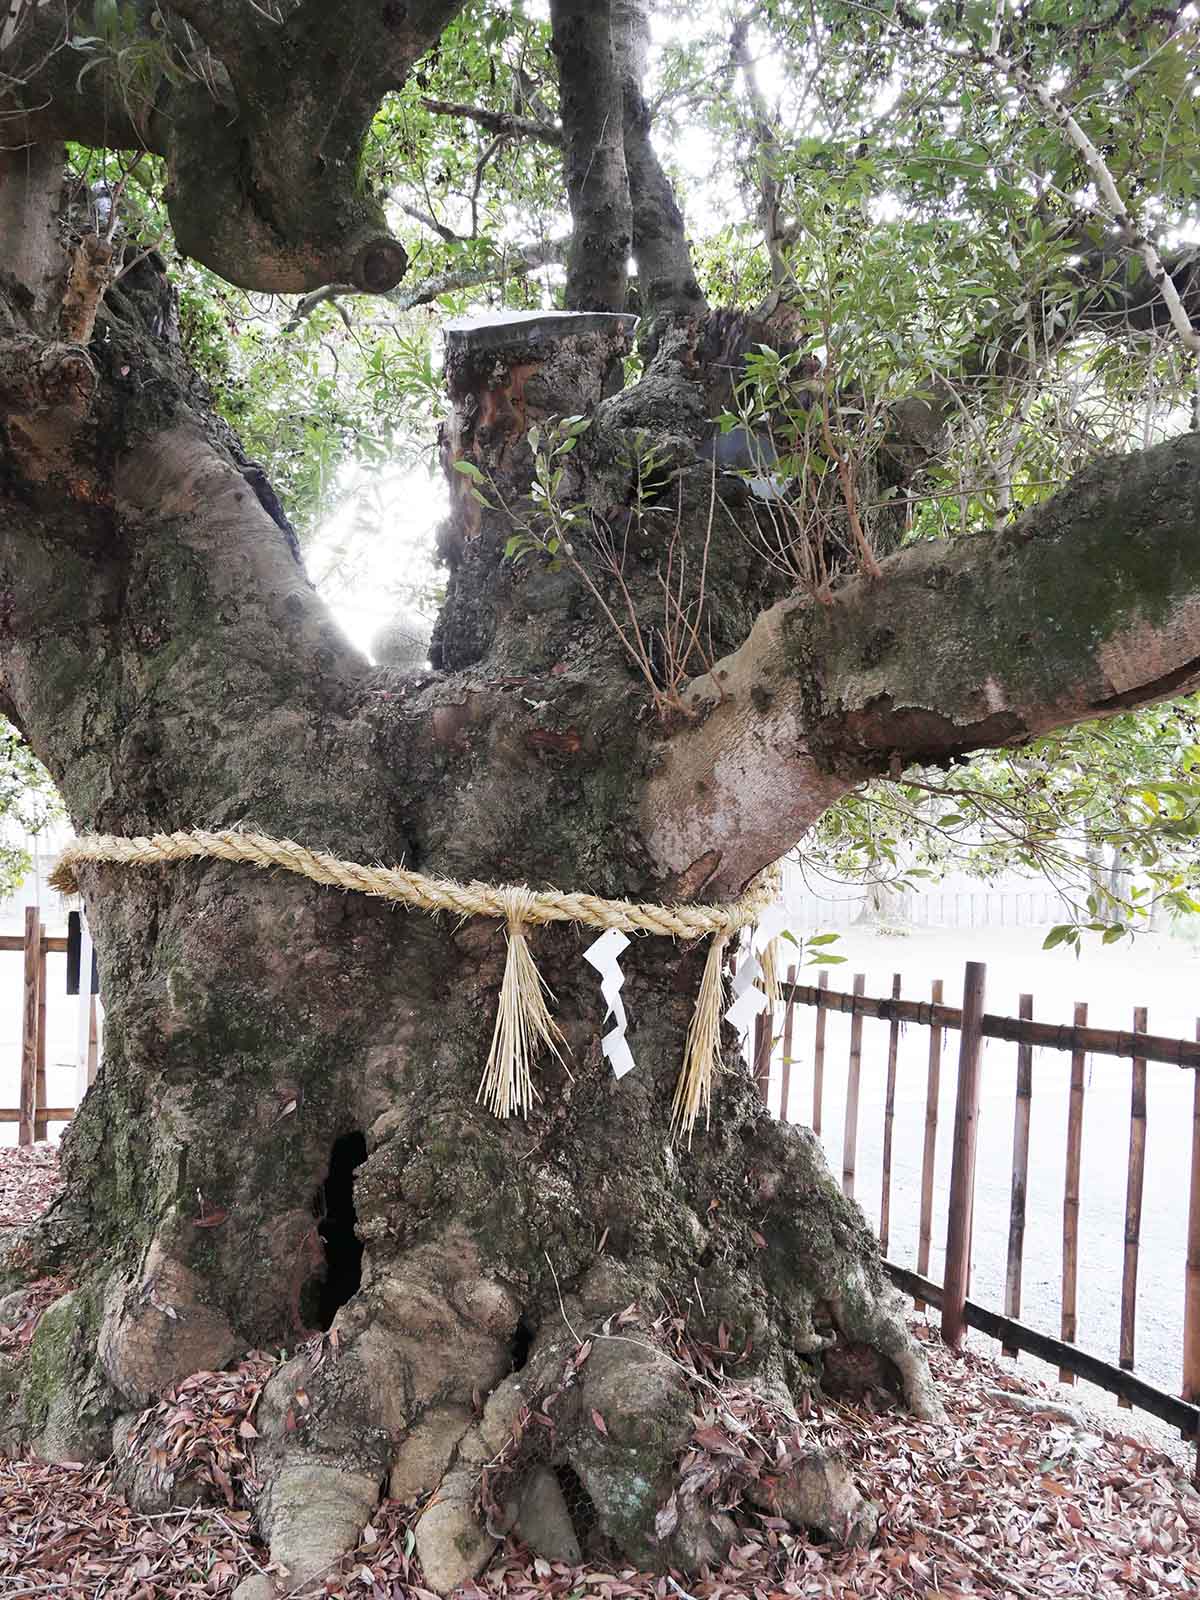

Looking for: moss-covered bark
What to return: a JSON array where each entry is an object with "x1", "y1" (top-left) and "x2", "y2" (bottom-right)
[
  {"x1": 0, "y1": 223, "x2": 938, "y2": 1584},
  {"x1": 7, "y1": 164, "x2": 1200, "y2": 1592},
  {"x1": 2, "y1": 1, "x2": 462, "y2": 292}
]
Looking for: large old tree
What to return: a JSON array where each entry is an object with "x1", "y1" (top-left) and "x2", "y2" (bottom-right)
[{"x1": 3, "y1": 0, "x2": 1200, "y2": 1592}]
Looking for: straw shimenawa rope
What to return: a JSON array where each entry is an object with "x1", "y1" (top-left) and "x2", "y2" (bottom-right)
[{"x1": 50, "y1": 828, "x2": 780, "y2": 1134}]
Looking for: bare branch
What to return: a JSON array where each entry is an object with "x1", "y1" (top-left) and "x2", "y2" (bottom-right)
[
  {"x1": 984, "y1": 35, "x2": 1200, "y2": 426},
  {"x1": 284, "y1": 236, "x2": 569, "y2": 330},
  {"x1": 402, "y1": 204, "x2": 472, "y2": 244},
  {"x1": 730, "y1": 16, "x2": 795, "y2": 308},
  {"x1": 418, "y1": 96, "x2": 562, "y2": 144}
]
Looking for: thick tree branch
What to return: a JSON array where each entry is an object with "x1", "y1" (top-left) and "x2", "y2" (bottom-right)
[
  {"x1": 645, "y1": 433, "x2": 1200, "y2": 894},
  {"x1": 613, "y1": 0, "x2": 705, "y2": 321},
  {"x1": 549, "y1": 0, "x2": 632, "y2": 313},
  {"x1": 3, "y1": 0, "x2": 466, "y2": 295},
  {"x1": 165, "y1": 0, "x2": 277, "y2": 62}
]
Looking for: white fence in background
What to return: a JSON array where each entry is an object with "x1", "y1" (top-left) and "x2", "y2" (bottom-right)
[{"x1": 790, "y1": 886, "x2": 1073, "y2": 931}]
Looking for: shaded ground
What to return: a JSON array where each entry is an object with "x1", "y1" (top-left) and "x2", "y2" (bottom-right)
[{"x1": 2, "y1": 1147, "x2": 1199, "y2": 1597}]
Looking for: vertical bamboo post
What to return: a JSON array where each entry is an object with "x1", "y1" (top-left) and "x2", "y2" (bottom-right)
[
  {"x1": 812, "y1": 970, "x2": 828, "y2": 1134},
  {"x1": 34, "y1": 926, "x2": 48, "y2": 1142},
  {"x1": 753, "y1": 1007, "x2": 772, "y2": 1106},
  {"x1": 779, "y1": 963, "x2": 797, "y2": 1123},
  {"x1": 1003, "y1": 993, "x2": 1034, "y2": 1357},
  {"x1": 841, "y1": 973, "x2": 865, "y2": 1198},
  {"x1": 941, "y1": 961, "x2": 986, "y2": 1351},
  {"x1": 18, "y1": 906, "x2": 40, "y2": 1147},
  {"x1": 1118, "y1": 1006, "x2": 1149, "y2": 1403},
  {"x1": 1060, "y1": 1000, "x2": 1088, "y2": 1383},
  {"x1": 87, "y1": 996, "x2": 99, "y2": 1086},
  {"x1": 1186, "y1": 1022, "x2": 1200, "y2": 1479},
  {"x1": 916, "y1": 977, "x2": 945, "y2": 1309},
  {"x1": 76, "y1": 911, "x2": 95, "y2": 1104},
  {"x1": 879, "y1": 972, "x2": 901, "y2": 1256}
]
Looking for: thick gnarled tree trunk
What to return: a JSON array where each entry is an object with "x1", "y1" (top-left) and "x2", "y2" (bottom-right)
[
  {"x1": 0, "y1": 156, "x2": 936, "y2": 1593},
  {"x1": 5, "y1": 141, "x2": 1200, "y2": 1595}
]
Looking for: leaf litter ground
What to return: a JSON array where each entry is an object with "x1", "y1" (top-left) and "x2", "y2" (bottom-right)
[{"x1": 1, "y1": 1146, "x2": 1197, "y2": 1598}]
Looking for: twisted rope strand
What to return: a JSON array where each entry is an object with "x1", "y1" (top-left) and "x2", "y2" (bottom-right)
[{"x1": 49, "y1": 827, "x2": 777, "y2": 940}]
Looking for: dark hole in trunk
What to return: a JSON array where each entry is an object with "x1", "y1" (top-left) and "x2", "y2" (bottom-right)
[
  {"x1": 304, "y1": 1130, "x2": 367, "y2": 1330},
  {"x1": 554, "y1": 1461, "x2": 600, "y2": 1545},
  {"x1": 511, "y1": 1312, "x2": 535, "y2": 1371}
]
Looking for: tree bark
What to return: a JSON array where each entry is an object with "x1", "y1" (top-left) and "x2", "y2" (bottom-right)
[
  {"x1": 0, "y1": 182, "x2": 932, "y2": 1590},
  {"x1": 4, "y1": 146, "x2": 1200, "y2": 1600},
  {"x1": 613, "y1": 0, "x2": 707, "y2": 322},
  {"x1": 549, "y1": 0, "x2": 634, "y2": 314},
  {"x1": 2, "y1": 0, "x2": 463, "y2": 292}
]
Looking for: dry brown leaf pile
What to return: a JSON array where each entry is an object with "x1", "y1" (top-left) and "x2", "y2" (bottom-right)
[
  {"x1": 0, "y1": 1142, "x2": 63, "y2": 1228},
  {"x1": 126, "y1": 1356, "x2": 274, "y2": 1508},
  {"x1": 0, "y1": 1457, "x2": 262, "y2": 1595},
  {"x1": 2, "y1": 1146, "x2": 1199, "y2": 1597}
]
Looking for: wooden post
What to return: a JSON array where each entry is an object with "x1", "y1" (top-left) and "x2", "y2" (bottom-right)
[
  {"x1": 879, "y1": 973, "x2": 901, "y2": 1255},
  {"x1": 87, "y1": 996, "x2": 99, "y2": 1085},
  {"x1": 1060, "y1": 1000, "x2": 1088, "y2": 1383},
  {"x1": 812, "y1": 970, "x2": 828, "y2": 1135},
  {"x1": 916, "y1": 977, "x2": 945, "y2": 1309},
  {"x1": 1003, "y1": 993, "x2": 1034, "y2": 1357},
  {"x1": 34, "y1": 927, "x2": 48, "y2": 1142},
  {"x1": 753, "y1": 1007, "x2": 772, "y2": 1106},
  {"x1": 941, "y1": 961, "x2": 986, "y2": 1351},
  {"x1": 76, "y1": 911, "x2": 95, "y2": 1104},
  {"x1": 18, "y1": 906, "x2": 40, "y2": 1147},
  {"x1": 1187, "y1": 1024, "x2": 1200, "y2": 1479},
  {"x1": 1118, "y1": 1006, "x2": 1149, "y2": 1403},
  {"x1": 841, "y1": 973, "x2": 865, "y2": 1198},
  {"x1": 779, "y1": 963, "x2": 797, "y2": 1123}
]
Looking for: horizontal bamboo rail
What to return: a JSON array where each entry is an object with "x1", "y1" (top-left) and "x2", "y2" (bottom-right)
[
  {"x1": 781, "y1": 979, "x2": 1200, "y2": 1068},
  {"x1": 887, "y1": 1263, "x2": 1200, "y2": 1439},
  {"x1": 778, "y1": 960, "x2": 1200, "y2": 1474},
  {"x1": 0, "y1": 934, "x2": 67, "y2": 953}
]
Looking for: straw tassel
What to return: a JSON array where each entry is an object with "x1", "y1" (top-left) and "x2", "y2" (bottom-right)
[
  {"x1": 671, "y1": 932, "x2": 730, "y2": 1143},
  {"x1": 759, "y1": 937, "x2": 781, "y2": 1007},
  {"x1": 477, "y1": 888, "x2": 566, "y2": 1118}
]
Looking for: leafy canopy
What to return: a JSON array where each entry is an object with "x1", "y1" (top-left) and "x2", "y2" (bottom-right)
[{"x1": 58, "y1": 0, "x2": 1200, "y2": 934}]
